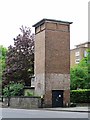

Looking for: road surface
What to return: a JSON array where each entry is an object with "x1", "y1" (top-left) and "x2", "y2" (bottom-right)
[{"x1": 0, "y1": 108, "x2": 89, "y2": 118}]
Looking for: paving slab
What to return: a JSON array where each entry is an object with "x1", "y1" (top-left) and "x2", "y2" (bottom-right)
[{"x1": 43, "y1": 107, "x2": 89, "y2": 112}]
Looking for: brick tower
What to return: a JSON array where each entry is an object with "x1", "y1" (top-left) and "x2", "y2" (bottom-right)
[{"x1": 33, "y1": 19, "x2": 72, "y2": 107}]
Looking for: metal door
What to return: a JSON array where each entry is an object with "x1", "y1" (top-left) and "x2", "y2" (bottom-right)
[{"x1": 52, "y1": 90, "x2": 63, "y2": 107}]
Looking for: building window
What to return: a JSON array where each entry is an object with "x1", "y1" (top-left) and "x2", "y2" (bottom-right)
[
  {"x1": 75, "y1": 51, "x2": 80, "y2": 57},
  {"x1": 84, "y1": 51, "x2": 87, "y2": 57},
  {"x1": 75, "y1": 58, "x2": 80, "y2": 64},
  {"x1": 85, "y1": 44, "x2": 88, "y2": 47}
]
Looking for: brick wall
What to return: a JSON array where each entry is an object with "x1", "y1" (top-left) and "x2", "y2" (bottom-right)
[
  {"x1": 45, "y1": 25, "x2": 70, "y2": 74},
  {"x1": 34, "y1": 19, "x2": 71, "y2": 107}
]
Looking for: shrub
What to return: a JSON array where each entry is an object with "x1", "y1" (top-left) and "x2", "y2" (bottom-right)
[
  {"x1": 3, "y1": 82, "x2": 24, "y2": 97},
  {"x1": 70, "y1": 89, "x2": 90, "y2": 103},
  {"x1": 27, "y1": 92, "x2": 33, "y2": 96}
]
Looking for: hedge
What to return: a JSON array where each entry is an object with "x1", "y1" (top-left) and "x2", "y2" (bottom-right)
[{"x1": 70, "y1": 89, "x2": 90, "y2": 103}]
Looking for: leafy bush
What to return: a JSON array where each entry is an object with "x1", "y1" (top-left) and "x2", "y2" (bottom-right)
[
  {"x1": 3, "y1": 82, "x2": 24, "y2": 97},
  {"x1": 70, "y1": 89, "x2": 90, "y2": 103},
  {"x1": 27, "y1": 92, "x2": 33, "y2": 96},
  {"x1": 70, "y1": 66, "x2": 88, "y2": 90}
]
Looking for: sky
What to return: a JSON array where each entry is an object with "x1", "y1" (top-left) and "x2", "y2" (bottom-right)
[{"x1": 0, "y1": 0, "x2": 89, "y2": 49}]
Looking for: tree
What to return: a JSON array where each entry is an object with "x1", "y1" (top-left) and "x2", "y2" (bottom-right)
[
  {"x1": 0, "y1": 45, "x2": 7, "y2": 83},
  {"x1": 2, "y1": 26, "x2": 34, "y2": 87},
  {"x1": 78, "y1": 49, "x2": 90, "y2": 88},
  {"x1": 0, "y1": 45, "x2": 7, "y2": 94},
  {"x1": 70, "y1": 49, "x2": 90, "y2": 90},
  {"x1": 70, "y1": 66, "x2": 87, "y2": 90},
  {"x1": 0, "y1": 45, "x2": 7, "y2": 70}
]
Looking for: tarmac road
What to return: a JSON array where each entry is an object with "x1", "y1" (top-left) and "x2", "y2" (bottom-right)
[{"x1": 0, "y1": 108, "x2": 89, "y2": 118}]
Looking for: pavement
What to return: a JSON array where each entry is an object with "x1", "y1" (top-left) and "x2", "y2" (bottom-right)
[
  {"x1": 0, "y1": 102, "x2": 89, "y2": 113},
  {"x1": 43, "y1": 107, "x2": 89, "y2": 112}
]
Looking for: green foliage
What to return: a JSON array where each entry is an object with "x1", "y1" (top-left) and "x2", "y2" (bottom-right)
[
  {"x1": 0, "y1": 46, "x2": 7, "y2": 94},
  {"x1": 70, "y1": 49, "x2": 90, "y2": 90},
  {"x1": 2, "y1": 26, "x2": 34, "y2": 86},
  {"x1": 24, "y1": 89, "x2": 34, "y2": 96},
  {"x1": 0, "y1": 45, "x2": 7, "y2": 71},
  {"x1": 26, "y1": 92, "x2": 33, "y2": 96},
  {"x1": 3, "y1": 82, "x2": 24, "y2": 97},
  {"x1": 70, "y1": 89, "x2": 90, "y2": 103},
  {"x1": 70, "y1": 66, "x2": 88, "y2": 89}
]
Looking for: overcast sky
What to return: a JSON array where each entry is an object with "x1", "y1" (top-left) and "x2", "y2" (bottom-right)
[{"x1": 0, "y1": 0, "x2": 89, "y2": 49}]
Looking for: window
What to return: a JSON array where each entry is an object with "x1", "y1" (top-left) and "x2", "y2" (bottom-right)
[
  {"x1": 84, "y1": 51, "x2": 87, "y2": 57},
  {"x1": 85, "y1": 44, "x2": 88, "y2": 47},
  {"x1": 75, "y1": 51, "x2": 80, "y2": 57},
  {"x1": 75, "y1": 58, "x2": 80, "y2": 64}
]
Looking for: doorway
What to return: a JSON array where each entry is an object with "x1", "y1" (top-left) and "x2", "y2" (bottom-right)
[{"x1": 52, "y1": 90, "x2": 63, "y2": 107}]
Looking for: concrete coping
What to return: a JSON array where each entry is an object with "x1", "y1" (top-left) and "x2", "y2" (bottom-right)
[
  {"x1": 32, "y1": 18, "x2": 73, "y2": 28},
  {"x1": 2, "y1": 96, "x2": 41, "y2": 98}
]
